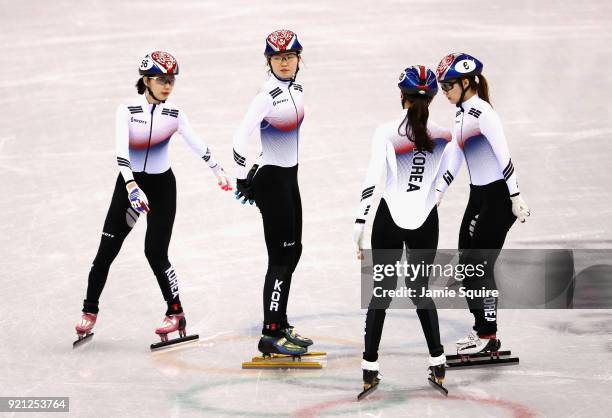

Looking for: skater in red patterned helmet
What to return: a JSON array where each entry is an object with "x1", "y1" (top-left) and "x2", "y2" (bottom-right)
[
  {"x1": 435, "y1": 52, "x2": 530, "y2": 356},
  {"x1": 74, "y1": 51, "x2": 231, "y2": 350},
  {"x1": 232, "y1": 30, "x2": 314, "y2": 358}
]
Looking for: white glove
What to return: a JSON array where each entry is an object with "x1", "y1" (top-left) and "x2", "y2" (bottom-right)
[
  {"x1": 353, "y1": 221, "x2": 366, "y2": 260},
  {"x1": 510, "y1": 194, "x2": 530, "y2": 223},
  {"x1": 435, "y1": 189, "x2": 444, "y2": 207},
  {"x1": 212, "y1": 165, "x2": 232, "y2": 191},
  {"x1": 126, "y1": 182, "x2": 150, "y2": 214}
]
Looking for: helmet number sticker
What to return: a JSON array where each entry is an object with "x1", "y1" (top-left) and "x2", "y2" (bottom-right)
[
  {"x1": 455, "y1": 59, "x2": 476, "y2": 74},
  {"x1": 140, "y1": 58, "x2": 152, "y2": 71}
]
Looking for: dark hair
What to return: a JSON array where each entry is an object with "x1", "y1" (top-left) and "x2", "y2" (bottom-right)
[
  {"x1": 398, "y1": 94, "x2": 434, "y2": 153},
  {"x1": 136, "y1": 77, "x2": 146, "y2": 94},
  {"x1": 467, "y1": 74, "x2": 491, "y2": 105}
]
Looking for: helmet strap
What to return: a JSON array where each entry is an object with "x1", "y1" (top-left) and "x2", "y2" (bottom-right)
[
  {"x1": 267, "y1": 56, "x2": 300, "y2": 83},
  {"x1": 457, "y1": 79, "x2": 467, "y2": 111}
]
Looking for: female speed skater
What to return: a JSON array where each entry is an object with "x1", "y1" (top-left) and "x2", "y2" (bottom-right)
[
  {"x1": 74, "y1": 51, "x2": 231, "y2": 348},
  {"x1": 353, "y1": 66, "x2": 453, "y2": 398},
  {"x1": 232, "y1": 29, "x2": 313, "y2": 357},
  {"x1": 434, "y1": 52, "x2": 531, "y2": 356}
]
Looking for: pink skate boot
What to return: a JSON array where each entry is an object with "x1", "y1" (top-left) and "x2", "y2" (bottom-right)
[{"x1": 73, "y1": 312, "x2": 97, "y2": 348}]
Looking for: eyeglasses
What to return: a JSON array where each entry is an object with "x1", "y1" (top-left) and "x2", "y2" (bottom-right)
[
  {"x1": 440, "y1": 81, "x2": 457, "y2": 92},
  {"x1": 149, "y1": 75, "x2": 176, "y2": 86},
  {"x1": 270, "y1": 53, "x2": 299, "y2": 63}
]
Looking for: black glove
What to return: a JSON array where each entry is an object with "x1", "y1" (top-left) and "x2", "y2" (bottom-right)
[{"x1": 234, "y1": 164, "x2": 258, "y2": 205}]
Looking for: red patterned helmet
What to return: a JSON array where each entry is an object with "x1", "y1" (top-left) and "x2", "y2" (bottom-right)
[
  {"x1": 264, "y1": 29, "x2": 303, "y2": 56},
  {"x1": 436, "y1": 52, "x2": 482, "y2": 82},
  {"x1": 139, "y1": 51, "x2": 179, "y2": 76}
]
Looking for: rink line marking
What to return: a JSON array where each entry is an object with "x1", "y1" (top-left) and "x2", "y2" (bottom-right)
[
  {"x1": 173, "y1": 376, "x2": 402, "y2": 417},
  {"x1": 293, "y1": 392, "x2": 539, "y2": 418},
  {"x1": 174, "y1": 375, "x2": 539, "y2": 418},
  {"x1": 198, "y1": 330, "x2": 234, "y2": 342},
  {"x1": 174, "y1": 377, "x2": 318, "y2": 417}
]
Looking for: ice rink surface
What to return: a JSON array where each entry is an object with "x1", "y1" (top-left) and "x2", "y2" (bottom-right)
[{"x1": 2, "y1": 0, "x2": 612, "y2": 417}]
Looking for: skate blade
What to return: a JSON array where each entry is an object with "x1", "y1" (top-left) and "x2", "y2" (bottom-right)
[
  {"x1": 241, "y1": 360, "x2": 322, "y2": 369},
  {"x1": 357, "y1": 382, "x2": 379, "y2": 401},
  {"x1": 428, "y1": 377, "x2": 448, "y2": 396},
  {"x1": 446, "y1": 350, "x2": 511, "y2": 361},
  {"x1": 251, "y1": 351, "x2": 327, "y2": 362},
  {"x1": 72, "y1": 333, "x2": 94, "y2": 349},
  {"x1": 150, "y1": 334, "x2": 199, "y2": 352},
  {"x1": 446, "y1": 356, "x2": 519, "y2": 369}
]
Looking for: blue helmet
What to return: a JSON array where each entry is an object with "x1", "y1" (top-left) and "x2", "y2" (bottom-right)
[
  {"x1": 398, "y1": 65, "x2": 438, "y2": 98},
  {"x1": 139, "y1": 51, "x2": 179, "y2": 76},
  {"x1": 436, "y1": 52, "x2": 483, "y2": 82},
  {"x1": 264, "y1": 29, "x2": 303, "y2": 56}
]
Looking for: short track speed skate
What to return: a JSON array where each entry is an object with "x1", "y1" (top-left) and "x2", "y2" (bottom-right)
[
  {"x1": 73, "y1": 313, "x2": 97, "y2": 348},
  {"x1": 357, "y1": 360, "x2": 381, "y2": 401},
  {"x1": 427, "y1": 354, "x2": 448, "y2": 396},
  {"x1": 150, "y1": 313, "x2": 199, "y2": 352},
  {"x1": 448, "y1": 331, "x2": 518, "y2": 368},
  {"x1": 241, "y1": 334, "x2": 326, "y2": 369}
]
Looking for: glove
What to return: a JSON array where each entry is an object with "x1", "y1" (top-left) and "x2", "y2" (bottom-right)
[
  {"x1": 510, "y1": 194, "x2": 530, "y2": 223},
  {"x1": 212, "y1": 165, "x2": 232, "y2": 191},
  {"x1": 353, "y1": 221, "x2": 366, "y2": 260},
  {"x1": 126, "y1": 182, "x2": 150, "y2": 214},
  {"x1": 435, "y1": 189, "x2": 444, "y2": 207},
  {"x1": 234, "y1": 164, "x2": 258, "y2": 205}
]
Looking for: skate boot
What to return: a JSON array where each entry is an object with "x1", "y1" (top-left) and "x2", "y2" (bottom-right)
[
  {"x1": 73, "y1": 312, "x2": 97, "y2": 348},
  {"x1": 428, "y1": 354, "x2": 448, "y2": 395},
  {"x1": 456, "y1": 330, "x2": 501, "y2": 355},
  {"x1": 155, "y1": 313, "x2": 187, "y2": 342},
  {"x1": 151, "y1": 312, "x2": 199, "y2": 351},
  {"x1": 358, "y1": 360, "x2": 381, "y2": 400},
  {"x1": 258, "y1": 335, "x2": 307, "y2": 356},
  {"x1": 282, "y1": 326, "x2": 313, "y2": 348}
]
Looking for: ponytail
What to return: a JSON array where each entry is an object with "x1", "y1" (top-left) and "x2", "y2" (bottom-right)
[
  {"x1": 136, "y1": 77, "x2": 146, "y2": 94},
  {"x1": 468, "y1": 74, "x2": 491, "y2": 105},
  {"x1": 398, "y1": 96, "x2": 434, "y2": 153}
]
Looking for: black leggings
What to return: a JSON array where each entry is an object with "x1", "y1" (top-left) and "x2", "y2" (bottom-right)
[
  {"x1": 252, "y1": 165, "x2": 302, "y2": 336},
  {"x1": 363, "y1": 199, "x2": 444, "y2": 362},
  {"x1": 83, "y1": 169, "x2": 182, "y2": 316},
  {"x1": 458, "y1": 179, "x2": 516, "y2": 336}
]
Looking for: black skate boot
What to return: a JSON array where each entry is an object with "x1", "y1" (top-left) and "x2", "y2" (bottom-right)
[
  {"x1": 358, "y1": 360, "x2": 381, "y2": 400},
  {"x1": 428, "y1": 354, "x2": 448, "y2": 396}
]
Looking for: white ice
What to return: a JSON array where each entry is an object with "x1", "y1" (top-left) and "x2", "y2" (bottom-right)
[{"x1": 1, "y1": 0, "x2": 611, "y2": 417}]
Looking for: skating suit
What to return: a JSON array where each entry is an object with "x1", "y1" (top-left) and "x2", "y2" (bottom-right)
[
  {"x1": 356, "y1": 115, "x2": 452, "y2": 361},
  {"x1": 83, "y1": 95, "x2": 219, "y2": 315},
  {"x1": 232, "y1": 75, "x2": 304, "y2": 334},
  {"x1": 439, "y1": 94, "x2": 521, "y2": 336}
]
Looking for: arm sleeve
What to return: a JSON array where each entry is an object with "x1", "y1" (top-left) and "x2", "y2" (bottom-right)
[
  {"x1": 435, "y1": 137, "x2": 463, "y2": 193},
  {"x1": 177, "y1": 110, "x2": 219, "y2": 169},
  {"x1": 115, "y1": 105, "x2": 134, "y2": 184},
  {"x1": 232, "y1": 92, "x2": 271, "y2": 179},
  {"x1": 355, "y1": 127, "x2": 388, "y2": 224},
  {"x1": 479, "y1": 109, "x2": 520, "y2": 196}
]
